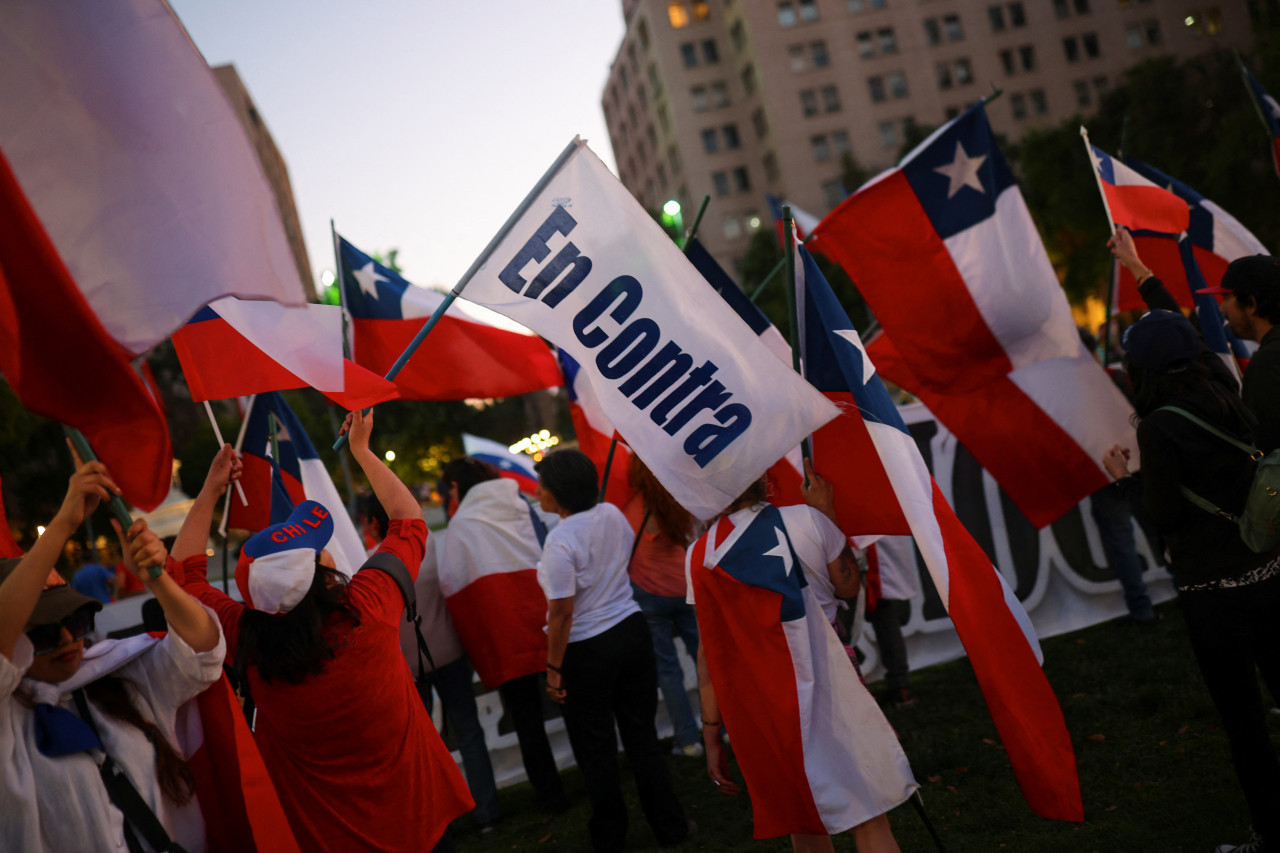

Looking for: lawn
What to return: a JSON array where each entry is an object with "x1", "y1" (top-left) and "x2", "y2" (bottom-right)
[{"x1": 448, "y1": 601, "x2": 1277, "y2": 852}]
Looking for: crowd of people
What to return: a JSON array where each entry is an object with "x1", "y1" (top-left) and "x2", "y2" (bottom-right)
[{"x1": 4, "y1": 237, "x2": 1279, "y2": 852}]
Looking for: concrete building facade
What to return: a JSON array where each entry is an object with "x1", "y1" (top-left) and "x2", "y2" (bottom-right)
[{"x1": 602, "y1": 0, "x2": 1253, "y2": 271}]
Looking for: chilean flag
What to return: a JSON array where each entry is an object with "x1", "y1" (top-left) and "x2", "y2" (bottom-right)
[
  {"x1": 0, "y1": 474, "x2": 23, "y2": 558},
  {"x1": 339, "y1": 236, "x2": 562, "y2": 401},
  {"x1": 226, "y1": 393, "x2": 367, "y2": 576},
  {"x1": 812, "y1": 104, "x2": 1135, "y2": 529},
  {"x1": 172, "y1": 297, "x2": 399, "y2": 410},
  {"x1": 1087, "y1": 145, "x2": 1190, "y2": 236},
  {"x1": 1242, "y1": 64, "x2": 1280, "y2": 179},
  {"x1": 1110, "y1": 158, "x2": 1267, "y2": 312},
  {"x1": 461, "y1": 433, "x2": 539, "y2": 494},
  {"x1": 766, "y1": 194, "x2": 823, "y2": 248},
  {"x1": 797, "y1": 245, "x2": 1083, "y2": 821},
  {"x1": 556, "y1": 350, "x2": 636, "y2": 509},
  {"x1": 689, "y1": 504, "x2": 916, "y2": 837}
]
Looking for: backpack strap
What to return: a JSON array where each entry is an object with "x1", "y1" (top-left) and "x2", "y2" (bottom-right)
[
  {"x1": 360, "y1": 551, "x2": 437, "y2": 679},
  {"x1": 1155, "y1": 406, "x2": 1263, "y2": 459},
  {"x1": 72, "y1": 690, "x2": 190, "y2": 853}
]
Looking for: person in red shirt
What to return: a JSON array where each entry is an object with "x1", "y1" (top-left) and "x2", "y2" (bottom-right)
[{"x1": 169, "y1": 410, "x2": 472, "y2": 852}]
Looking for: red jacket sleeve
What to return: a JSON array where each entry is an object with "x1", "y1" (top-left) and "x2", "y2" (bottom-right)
[
  {"x1": 169, "y1": 554, "x2": 243, "y2": 655},
  {"x1": 345, "y1": 518, "x2": 428, "y2": 626}
]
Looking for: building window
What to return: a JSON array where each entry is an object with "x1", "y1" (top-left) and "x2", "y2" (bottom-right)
[
  {"x1": 955, "y1": 57, "x2": 973, "y2": 85},
  {"x1": 1053, "y1": 0, "x2": 1069, "y2": 17},
  {"x1": 1074, "y1": 79, "x2": 1091, "y2": 107},
  {"x1": 943, "y1": 14, "x2": 964, "y2": 41},
  {"x1": 1124, "y1": 25, "x2": 1142, "y2": 49},
  {"x1": 1093, "y1": 75, "x2": 1109, "y2": 96},
  {"x1": 877, "y1": 26, "x2": 898, "y2": 53},
  {"x1": 741, "y1": 62, "x2": 757, "y2": 94},
  {"x1": 937, "y1": 61, "x2": 953, "y2": 90},
  {"x1": 801, "y1": 88, "x2": 819, "y2": 116},
  {"x1": 658, "y1": 104, "x2": 670, "y2": 132},
  {"x1": 1145, "y1": 20, "x2": 1162, "y2": 45},
  {"x1": 822, "y1": 178, "x2": 846, "y2": 209},
  {"x1": 924, "y1": 18, "x2": 942, "y2": 45},
  {"x1": 1031, "y1": 89, "x2": 1048, "y2": 115},
  {"x1": 868, "y1": 76, "x2": 886, "y2": 103},
  {"x1": 712, "y1": 170, "x2": 730, "y2": 196},
  {"x1": 1019, "y1": 45, "x2": 1036, "y2": 71},
  {"x1": 1073, "y1": 0, "x2": 1090, "y2": 13},
  {"x1": 711, "y1": 81, "x2": 730, "y2": 108},
  {"x1": 1083, "y1": 32, "x2": 1099, "y2": 58},
  {"x1": 811, "y1": 134, "x2": 833, "y2": 162},
  {"x1": 724, "y1": 216, "x2": 742, "y2": 240},
  {"x1": 763, "y1": 151, "x2": 779, "y2": 180},
  {"x1": 703, "y1": 39, "x2": 720, "y2": 63},
  {"x1": 649, "y1": 64, "x2": 663, "y2": 96},
  {"x1": 620, "y1": 66, "x2": 630, "y2": 91},
  {"x1": 730, "y1": 19, "x2": 746, "y2": 50},
  {"x1": 945, "y1": 106, "x2": 961, "y2": 119},
  {"x1": 799, "y1": 0, "x2": 819, "y2": 22},
  {"x1": 638, "y1": 85, "x2": 648, "y2": 109},
  {"x1": 733, "y1": 166, "x2": 752, "y2": 191},
  {"x1": 878, "y1": 120, "x2": 900, "y2": 148},
  {"x1": 888, "y1": 71, "x2": 908, "y2": 99},
  {"x1": 702, "y1": 128, "x2": 719, "y2": 153},
  {"x1": 656, "y1": 162, "x2": 667, "y2": 189},
  {"x1": 778, "y1": 1, "x2": 797, "y2": 26},
  {"x1": 723, "y1": 124, "x2": 741, "y2": 149},
  {"x1": 692, "y1": 85, "x2": 709, "y2": 111},
  {"x1": 832, "y1": 130, "x2": 851, "y2": 156},
  {"x1": 1000, "y1": 49, "x2": 1015, "y2": 75},
  {"x1": 789, "y1": 44, "x2": 808, "y2": 71},
  {"x1": 1063, "y1": 36, "x2": 1079, "y2": 62},
  {"x1": 647, "y1": 125, "x2": 658, "y2": 150},
  {"x1": 988, "y1": 5, "x2": 1006, "y2": 31},
  {"x1": 1011, "y1": 92, "x2": 1027, "y2": 119},
  {"x1": 1008, "y1": 2, "x2": 1026, "y2": 26},
  {"x1": 668, "y1": 0, "x2": 691, "y2": 28},
  {"x1": 752, "y1": 108, "x2": 769, "y2": 138},
  {"x1": 668, "y1": 145, "x2": 682, "y2": 174},
  {"x1": 811, "y1": 40, "x2": 830, "y2": 67},
  {"x1": 856, "y1": 31, "x2": 875, "y2": 57},
  {"x1": 681, "y1": 42, "x2": 699, "y2": 67}
]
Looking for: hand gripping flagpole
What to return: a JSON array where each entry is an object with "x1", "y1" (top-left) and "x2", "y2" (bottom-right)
[
  {"x1": 334, "y1": 137, "x2": 584, "y2": 451},
  {"x1": 202, "y1": 400, "x2": 248, "y2": 506}
]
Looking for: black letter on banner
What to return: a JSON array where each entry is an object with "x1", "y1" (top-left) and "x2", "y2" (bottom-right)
[
  {"x1": 651, "y1": 361, "x2": 717, "y2": 427},
  {"x1": 620, "y1": 342, "x2": 694, "y2": 410},
  {"x1": 573, "y1": 276, "x2": 642, "y2": 348},
  {"x1": 527, "y1": 243, "x2": 593, "y2": 307},
  {"x1": 663, "y1": 380, "x2": 732, "y2": 435},
  {"x1": 684, "y1": 404, "x2": 752, "y2": 466},
  {"x1": 498, "y1": 207, "x2": 578, "y2": 296},
  {"x1": 597, "y1": 319, "x2": 661, "y2": 380}
]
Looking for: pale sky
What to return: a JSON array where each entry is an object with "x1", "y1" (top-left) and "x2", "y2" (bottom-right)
[{"x1": 169, "y1": 0, "x2": 624, "y2": 293}]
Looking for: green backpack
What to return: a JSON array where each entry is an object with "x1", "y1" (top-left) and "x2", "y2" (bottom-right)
[{"x1": 1157, "y1": 406, "x2": 1280, "y2": 554}]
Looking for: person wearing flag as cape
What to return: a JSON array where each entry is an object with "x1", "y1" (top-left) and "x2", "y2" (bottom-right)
[
  {"x1": 170, "y1": 411, "x2": 473, "y2": 853},
  {"x1": 1, "y1": 451, "x2": 225, "y2": 852},
  {"x1": 689, "y1": 459, "x2": 916, "y2": 853}
]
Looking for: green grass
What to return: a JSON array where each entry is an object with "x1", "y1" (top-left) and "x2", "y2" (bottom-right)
[{"x1": 449, "y1": 601, "x2": 1278, "y2": 852}]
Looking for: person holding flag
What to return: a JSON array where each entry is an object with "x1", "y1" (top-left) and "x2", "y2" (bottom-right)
[
  {"x1": 689, "y1": 460, "x2": 915, "y2": 852},
  {"x1": 169, "y1": 413, "x2": 473, "y2": 853}
]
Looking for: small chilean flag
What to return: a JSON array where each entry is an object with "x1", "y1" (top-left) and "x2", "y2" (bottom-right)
[
  {"x1": 1242, "y1": 64, "x2": 1280, "y2": 178},
  {"x1": 461, "y1": 433, "x2": 538, "y2": 494},
  {"x1": 1087, "y1": 144, "x2": 1190, "y2": 236},
  {"x1": 339, "y1": 236, "x2": 562, "y2": 401},
  {"x1": 557, "y1": 350, "x2": 636, "y2": 508}
]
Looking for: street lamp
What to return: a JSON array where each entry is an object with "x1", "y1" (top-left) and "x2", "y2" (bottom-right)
[{"x1": 661, "y1": 199, "x2": 684, "y2": 240}]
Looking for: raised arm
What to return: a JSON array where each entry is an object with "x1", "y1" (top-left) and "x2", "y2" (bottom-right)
[
  {"x1": 341, "y1": 409, "x2": 418, "y2": 520},
  {"x1": 173, "y1": 444, "x2": 241, "y2": 562},
  {"x1": 1109, "y1": 226, "x2": 1180, "y2": 313},
  {"x1": 114, "y1": 519, "x2": 219, "y2": 652},
  {"x1": 802, "y1": 459, "x2": 860, "y2": 599}
]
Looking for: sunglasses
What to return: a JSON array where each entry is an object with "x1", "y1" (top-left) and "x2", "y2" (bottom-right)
[{"x1": 26, "y1": 609, "x2": 96, "y2": 656}]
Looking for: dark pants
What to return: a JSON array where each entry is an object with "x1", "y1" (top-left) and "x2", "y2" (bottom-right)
[
  {"x1": 498, "y1": 672, "x2": 567, "y2": 810},
  {"x1": 870, "y1": 598, "x2": 911, "y2": 692},
  {"x1": 1180, "y1": 573, "x2": 1280, "y2": 841},
  {"x1": 418, "y1": 656, "x2": 500, "y2": 826},
  {"x1": 630, "y1": 582, "x2": 701, "y2": 747},
  {"x1": 1090, "y1": 485, "x2": 1156, "y2": 620},
  {"x1": 561, "y1": 612, "x2": 688, "y2": 853}
]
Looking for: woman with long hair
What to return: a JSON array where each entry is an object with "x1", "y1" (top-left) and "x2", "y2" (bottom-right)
[
  {"x1": 1, "y1": 454, "x2": 224, "y2": 852},
  {"x1": 622, "y1": 455, "x2": 703, "y2": 757},
  {"x1": 171, "y1": 412, "x2": 472, "y2": 852}
]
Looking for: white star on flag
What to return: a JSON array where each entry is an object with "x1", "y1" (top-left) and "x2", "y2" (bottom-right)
[
  {"x1": 1266, "y1": 94, "x2": 1280, "y2": 122},
  {"x1": 934, "y1": 141, "x2": 988, "y2": 199},
  {"x1": 834, "y1": 329, "x2": 878, "y2": 386},
  {"x1": 352, "y1": 261, "x2": 389, "y2": 299},
  {"x1": 763, "y1": 527, "x2": 794, "y2": 577}
]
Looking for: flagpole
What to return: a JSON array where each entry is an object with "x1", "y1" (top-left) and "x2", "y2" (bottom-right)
[
  {"x1": 683, "y1": 195, "x2": 711, "y2": 247},
  {"x1": 326, "y1": 403, "x2": 360, "y2": 518},
  {"x1": 218, "y1": 394, "x2": 255, "y2": 540},
  {"x1": 332, "y1": 218, "x2": 351, "y2": 359},
  {"x1": 1080, "y1": 126, "x2": 1121, "y2": 361},
  {"x1": 597, "y1": 438, "x2": 619, "y2": 503},
  {"x1": 781, "y1": 206, "x2": 813, "y2": 482},
  {"x1": 203, "y1": 400, "x2": 248, "y2": 506},
  {"x1": 334, "y1": 137, "x2": 583, "y2": 451},
  {"x1": 749, "y1": 257, "x2": 787, "y2": 304},
  {"x1": 268, "y1": 412, "x2": 281, "y2": 468}
]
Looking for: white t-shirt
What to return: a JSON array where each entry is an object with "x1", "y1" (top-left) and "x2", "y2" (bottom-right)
[
  {"x1": 537, "y1": 503, "x2": 641, "y2": 643},
  {"x1": 686, "y1": 504, "x2": 848, "y2": 621}
]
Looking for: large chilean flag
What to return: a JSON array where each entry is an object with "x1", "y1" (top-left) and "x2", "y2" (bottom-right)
[
  {"x1": 797, "y1": 245, "x2": 1083, "y2": 822},
  {"x1": 812, "y1": 103, "x2": 1134, "y2": 529},
  {"x1": 339, "y1": 236, "x2": 562, "y2": 401}
]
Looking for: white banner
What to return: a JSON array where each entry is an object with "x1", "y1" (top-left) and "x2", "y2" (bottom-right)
[{"x1": 460, "y1": 139, "x2": 838, "y2": 520}]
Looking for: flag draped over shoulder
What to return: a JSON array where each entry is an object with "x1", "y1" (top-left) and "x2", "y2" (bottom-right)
[
  {"x1": 227, "y1": 393, "x2": 366, "y2": 576},
  {"x1": 812, "y1": 104, "x2": 1135, "y2": 528},
  {"x1": 339, "y1": 236, "x2": 562, "y2": 401},
  {"x1": 0, "y1": 150, "x2": 173, "y2": 511},
  {"x1": 795, "y1": 246, "x2": 1083, "y2": 822},
  {"x1": 0, "y1": 0, "x2": 306, "y2": 357},
  {"x1": 460, "y1": 139, "x2": 837, "y2": 520},
  {"x1": 172, "y1": 297, "x2": 398, "y2": 410},
  {"x1": 1242, "y1": 65, "x2": 1280, "y2": 179}
]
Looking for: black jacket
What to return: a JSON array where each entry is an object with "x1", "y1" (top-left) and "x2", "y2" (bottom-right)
[{"x1": 1242, "y1": 325, "x2": 1280, "y2": 454}]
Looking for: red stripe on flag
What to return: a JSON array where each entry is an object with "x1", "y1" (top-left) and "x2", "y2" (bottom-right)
[
  {"x1": 812, "y1": 393, "x2": 911, "y2": 537},
  {"x1": 813, "y1": 171, "x2": 1013, "y2": 394},
  {"x1": 173, "y1": 315, "x2": 309, "y2": 401},
  {"x1": 868, "y1": 336, "x2": 1109, "y2": 529},
  {"x1": 322, "y1": 360, "x2": 400, "y2": 411},
  {"x1": 567, "y1": 402, "x2": 636, "y2": 509},
  {"x1": 0, "y1": 150, "x2": 172, "y2": 510},
  {"x1": 227, "y1": 456, "x2": 304, "y2": 532},
  {"x1": 1102, "y1": 184, "x2": 1190, "y2": 235},
  {"x1": 931, "y1": 480, "x2": 1083, "y2": 820},
  {"x1": 445, "y1": 570, "x2": 547, "y2": 689},
  {"x1": 1114, "y1": 235, "x2": 1195, "y2": 312}
]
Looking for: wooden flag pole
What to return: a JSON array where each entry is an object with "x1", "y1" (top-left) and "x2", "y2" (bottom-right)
[
  {"x1": 61, "y1": 426, "x2": 161, "y2": 579},
  {"x1": 218, "y1": 395, "x2": 255, "y2": 541},
  {"x1": 334, "y1": 137, "x2": 583, "y2": 451},
  {"x1": 780, "y1": 206, "x2": 813, "y2": 483},
  {"x1": 203, "y1": 400, "x2": 248, "y2": 506}
]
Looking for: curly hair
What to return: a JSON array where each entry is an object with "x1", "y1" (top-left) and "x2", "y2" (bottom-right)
[{"x1": 628, "y1": 455, "x2": 695, "y2": 546}]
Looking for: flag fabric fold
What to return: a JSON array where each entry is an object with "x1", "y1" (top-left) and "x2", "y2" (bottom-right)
[
  {"x1": 812, "y1": 104, "x2": 1134, "y2": 528},
  {"x1": 459, "y1": 139, "x2": 838, "y2": 520},
  {"x1": 796, "y1": 245, "x2": 1083, "y2": 822},
  {"x1": 339, "y1": 237, "x2": 562, "y2": 401}
]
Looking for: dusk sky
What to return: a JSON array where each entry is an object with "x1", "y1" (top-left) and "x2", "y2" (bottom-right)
[{"x1": 169, "y1": 0, "x2": 625, "y2": 294}]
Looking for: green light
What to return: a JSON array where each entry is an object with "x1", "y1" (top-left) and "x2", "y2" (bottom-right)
[{"x1": 663, "y1": 199, "x2": 682, "y2": 216}]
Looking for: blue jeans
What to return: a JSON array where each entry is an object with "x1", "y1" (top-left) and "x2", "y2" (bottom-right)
[
  {"x1": 630, "y1": 582, "x2": 700, "y2": 748},
  {"x1": 1090, "y1": 484, "x2": 1156, "y2": 620},
  {"x1": 419, "y1": 656, "x2": 500, "y2": 826}
]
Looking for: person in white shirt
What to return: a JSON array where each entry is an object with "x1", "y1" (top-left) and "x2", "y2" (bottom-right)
[
  {"x1": 536, "y1": 449, "x2": 689, "y2": 853},
  {"x1": 1, "y1": 455, "x2": 224, "y2": 853}
]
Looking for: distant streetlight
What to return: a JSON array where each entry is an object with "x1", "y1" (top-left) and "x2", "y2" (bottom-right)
[
  {"x1": 36, "y1": 525, "x2": 46, "y2": 537},
  {"x1": 384, "y1": 450, "x2": 396, "y2": 462},
  {"x1": 661, "y1": 199, "x2": 684, "y2": 239}
]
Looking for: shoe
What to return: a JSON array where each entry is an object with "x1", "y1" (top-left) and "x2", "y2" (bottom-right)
[
  {"x1": 673, "y1": 741, "x2": 704, "y2": 758},
  {"x1": 884, "y1": 687, "x2": 917, "y2": 708},
  {"x1": 1215, "y1": 831, "x2": 1266, "y2": 852}
]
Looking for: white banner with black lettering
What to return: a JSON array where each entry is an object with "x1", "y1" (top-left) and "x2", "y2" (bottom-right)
[{"x1": 459, "y1": 138, "x2": 838, "y2": 520}]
